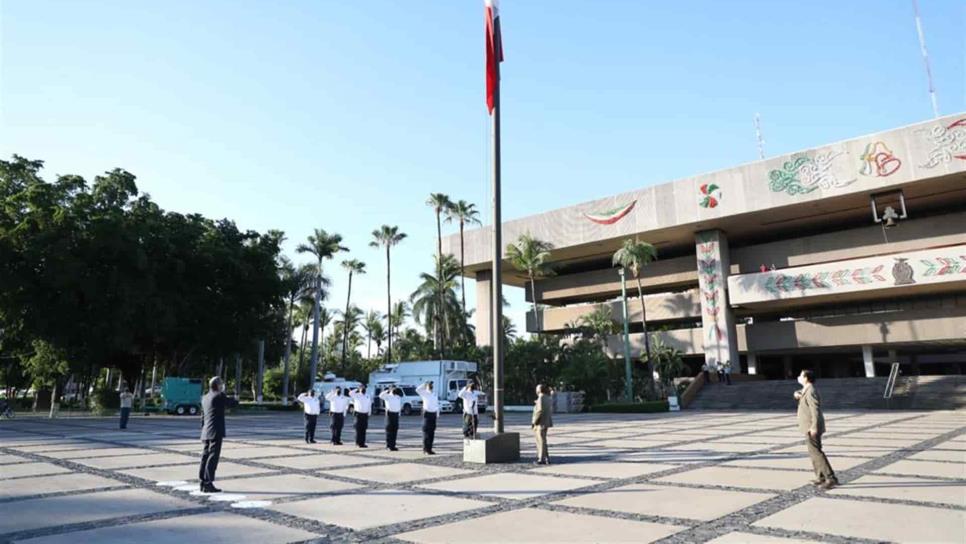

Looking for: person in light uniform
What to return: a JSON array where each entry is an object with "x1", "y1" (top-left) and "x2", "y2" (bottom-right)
[
  {"x1": 458, "y1": 382, "x2": 481, "y2": 439},
  {"x1": 415, "y1": 382, "x2": 439, "y2": 455},
  {"x1": 348, "y1": 386, "x2": 372, "y2": 448},
  {"x1": 295, "y1": 389, "x2": 321, "y2": 443},
  {"x1": 379, "y1": 386, "x2": 402, "y2": 451},
  {"x1": 325, "y1": 387, "x2": 349, "y2": 445}
]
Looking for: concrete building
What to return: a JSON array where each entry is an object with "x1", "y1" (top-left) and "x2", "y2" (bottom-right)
[{"x1": 444, "y1": 114, "x2": 966, "y2": 380}]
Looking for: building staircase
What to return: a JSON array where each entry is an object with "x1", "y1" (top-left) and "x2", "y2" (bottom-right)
[{"x1": 687, "y1": 375, "x2": 966, "y2": 410}]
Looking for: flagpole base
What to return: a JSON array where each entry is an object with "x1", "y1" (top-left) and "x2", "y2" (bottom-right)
[{"x1": 463, "y1": 432, "x2": 520, "y2": 464}]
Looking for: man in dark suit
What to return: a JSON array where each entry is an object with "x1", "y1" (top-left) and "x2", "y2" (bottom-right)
[
  {"x1": 795, "y1": 369, "x2": 838, "y2": 489},
  {"x1": 199, "y1": 376, "x2": 238, "y2": 493}
]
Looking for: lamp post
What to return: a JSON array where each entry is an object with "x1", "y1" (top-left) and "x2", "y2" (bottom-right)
[{"x1": 619, "y1": 267, "x2": 633, "y2": 401}]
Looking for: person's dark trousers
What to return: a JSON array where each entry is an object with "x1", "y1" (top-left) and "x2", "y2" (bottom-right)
[
  {"x1": 119, "y1": 407, "x2": 131, "y2": 429},
  {"x1": 717, "y1": 371, "x2": 724, "y2": 383},
  {"x1": 304, "y1": 413, "x2": 318, "y2": 442},
  {"x1": 462, "y1": 414, "x2": 479, "y2": 438},
  {"x1": 199, "y1": 438, "x2": 222, "y2": 485},
  {"x1": 806, "y1": 433, "x2": 836, "y2": 482},
  {"x1": 385, "y1": 412, "x2": 399, "y2": 449},
  {"x1": 702, "y1": 370, "x2": 710, "y2": 383},
  {"x1": 724, "y1": 373, "x2": 732, "y2": 385},
  {"x1": 422, "y1": 412, "x2": 437, "y2": 452},
  {"x1": 330, "y1": 413, "x2": 344, "y2": 444},
  {"x1": 354, "y1": 413, "x2": 369, "y2": 446}
]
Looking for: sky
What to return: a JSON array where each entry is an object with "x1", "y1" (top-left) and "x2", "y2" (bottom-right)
[{"x1": 1, "y1": 0, "x2": 964, "y2": 342}]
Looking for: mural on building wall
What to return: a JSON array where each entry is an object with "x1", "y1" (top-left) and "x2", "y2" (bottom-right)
[
  {"x1": 763, "y1": 265, "x2": 887, "y2": 295},
  {"x1": 919, "y1": 118, "x2": 966, "y2": 168},
  {"x1": 892, "y1": 258, "x2": 915, "y2": 285},
  {"x1": 768, "y1": 151, "x2": 856, "y2": 196},
  {"x1": 582, "y1": 200, "x2": 636, "y2": 225},
  {"x1": 859, "y1": 141, "x2": 902, "y2": 177},
  {"x1": 698, "y1": 183, "x2": 721, "y2": 208},
  {"x1": 920, "y1": 256, "x2": 966, "y2": 276},
  {"x1": 696, "y1": 236, "x2": 723, "y2": 342}
]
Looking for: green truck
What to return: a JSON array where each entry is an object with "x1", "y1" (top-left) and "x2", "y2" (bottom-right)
[{"x1": 162, "y1": 377, "x2": 203, "y2": 415}]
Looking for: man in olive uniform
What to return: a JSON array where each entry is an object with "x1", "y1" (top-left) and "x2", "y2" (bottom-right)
[
  {"x1": 199, "y1": 377, "x2": 239, "y2": 493},
  {"x1": 795, "y1": 369, "x2": 838, "y2": 489},
  {"x1": 531, "y1": 384, "x2": 553, "y2": 465}
]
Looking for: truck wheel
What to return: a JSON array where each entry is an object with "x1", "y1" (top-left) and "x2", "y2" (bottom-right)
[
  {"x1": 402, "y1": 404, "x2": 412, "y2": 416},
  {"x1": 188, "y1": 405, "x2": 199, "y2": 416},
  {"x1": 175, "y1": 405, "x2": 186, "y2": 416}
]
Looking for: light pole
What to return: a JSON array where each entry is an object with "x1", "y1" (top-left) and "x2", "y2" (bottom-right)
[{"x1": 619, "y1": 267, "x2": 633, "y2": 401}]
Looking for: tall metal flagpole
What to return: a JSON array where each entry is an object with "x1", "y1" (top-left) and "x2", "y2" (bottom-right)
[
  {"x1": 491, "y1": 48, "x2": 504, "y2": 435},
  {"x1": 912, "y1": 0, "x2": 939, "y2": 118}
]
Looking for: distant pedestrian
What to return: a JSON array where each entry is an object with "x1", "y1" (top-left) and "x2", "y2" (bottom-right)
[
  {"x1": 379, "y1": 386, "x2": 402, "y2": 451},
  {"x1": 759, "y1": 264, "x2": 767, "y2": 273},
  {"x1": 723, "y1": 360, "x2": 733, "y2": 385},
  {"x1": 199, "y1": 376, "x2": 239, "y2": 493},
  {"x1": 325, "y1": 387, "x2": 349, "y2": 445},
  {"x1": 795, "y1": 370, "x2": 838, "y2": 489},
  {"x1": 532, "y1": 384, "x2": 553, "y2": 465},
  {"x1": 349, "y1": 386, "x2": 371, "y2": 448},
  {"x1": 458, "y1": 382, "x2": 481, "y2": 438},
  {"x1": 715, "y1": 361, "x2": 725, "y2": 383},
  {"x1": 770, "y1": 264, "x2": 776, "y2": 271},
  {"x1": 296, "y1": 389, "x2": 320, "y2": 443},
  {"x1": 701, "y1": 363, "x2": 711, "y2": 384},
  {"x1": 416, "y1": 381, "x2": 439, "y2": 455},
  {"x1": 119, "y1": 387, "x2": 134, "y2": 429}
]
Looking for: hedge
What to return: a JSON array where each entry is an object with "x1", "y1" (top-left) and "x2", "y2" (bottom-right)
[{"x1": 589, "y1": 400, "x2": 669, "y2": 413}]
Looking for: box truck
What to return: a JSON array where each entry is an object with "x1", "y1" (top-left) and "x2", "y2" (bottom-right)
[{"x1": 368, "y1": 360, "x2": 486, "y2": 414}]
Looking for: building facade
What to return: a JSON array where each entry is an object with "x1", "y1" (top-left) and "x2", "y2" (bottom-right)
[{"x1": 444, "y1": 114, "x2": 966, "y2": 380}]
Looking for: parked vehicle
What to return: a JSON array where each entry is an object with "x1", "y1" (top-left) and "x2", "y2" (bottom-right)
[
  {"x1": 311, "y1": 373, "x2": 362, "y2": 411},
  {"x1": 161, "y1": 377, "x2": 202, "y2": 415},
  {"x1": 368, "y1": 360, "x2": 486, "y2": 414}
]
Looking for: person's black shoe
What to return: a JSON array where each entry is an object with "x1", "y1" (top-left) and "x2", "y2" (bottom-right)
[
  {"x1": 388, "y1": 447, "x2": 398, "y2": 451},
  {"x1": 201, "y1": 484, "x2": 221, "y2": 493},
  {"x1": 200, "y1": 482, "x2": 206, "y2": 491},
  {"x1": 359, "y1": 444, "x2": 368, "y2": 448},
  {"x1": 309, "y1": 439, "x2": 317, "y2": 444},
  {"x1": 426, "y1": 450, "x2": 436, "y2": 455}
]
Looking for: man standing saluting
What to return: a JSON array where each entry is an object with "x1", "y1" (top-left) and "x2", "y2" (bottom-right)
[
  {"x1": 296, "y1": 389, "x2": 320, "y2": 443},
  {"x1": 348, "y1": 386, "x2": 371, "y2": 448},
  {"x1": 199, "y1": 376, "x2": 238, "y2": 493},
  {"x1": 415, "y1": 381, "x2": 439, "y2": 455},
  {"x1": 458, "y1": 382, "x2": 480, "y2": 439},
  {"x1": 379, "y1": 386, "x2": 402, "y2": 451},
  {"x1": 325, "y1": 387, "x2": 349, "y2": 445},
  {"x1": 795, "y1": 369, "x2": 838, "y2": 489}
]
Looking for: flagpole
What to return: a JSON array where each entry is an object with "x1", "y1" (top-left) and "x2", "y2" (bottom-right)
[{"x1": 491, "y1": 45, "x2": 504, "y2": 435}]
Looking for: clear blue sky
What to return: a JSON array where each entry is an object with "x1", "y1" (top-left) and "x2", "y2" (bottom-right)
[{"x1": 2, "y1": 0, "x2": 964, "y2": 339}]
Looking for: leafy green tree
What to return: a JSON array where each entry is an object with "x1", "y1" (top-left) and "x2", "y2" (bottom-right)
[
  {"x1": 296, "y1": 228, "x2": 347, "y2": 387},
  {"x1": 580, "y1": 304, "x2": 618, "y2": 345},
  {"x1": 426, "y1": 193, "x2": 453, "y2": 354},
  {"x1": 370, "y1": 225, "x2": 407, "y2": 361},
  {"x1": 650, "y1": 338, "x2": 685, "y2": 398},
  {"x1": 506, "y1": 234, "x2": 555, "y2": 331},
  {"x1": 279, "y1": 260, "x2": 317, "y2": 403},
  {"x1": 444, "y1": 199, "x2": 481, "y2": 340},
  {"x1": 410, "y1": 254, "x2": 462, "y2": 355},
  {"x1": 613, "y1": 238, "x2": 659, "y2": 396},
  {"x1": 362, "y1": 310, "x2": 383, "y2": 359}
]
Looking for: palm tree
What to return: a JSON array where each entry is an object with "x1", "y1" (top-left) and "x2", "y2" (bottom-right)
[
  {"x1": 339, "y1": 259, "x2": 366, "y2": 368},
  {"x1": 506, "y1": 233, "x2": 555, "y2": 331},
  {"x1": 296, "y1": 229, "x2": 347, "y2": 388},
  {"x1": 390, "y1": 300, "x2": 410, "y2": 342},
  {"x1": 426, "y1": 193, "x2": 453, "y2": 356},
  {"x1": 444, "y1": 200, "x2": 481, "y2": 341},
  {"x1": 279, "y1": 260, "x2": 316, "y2": 403},
  {"x1": 411, "y1": 254, "x2": 462, "y2": 348},
  {"x1": 580, "y1": 304, "x2": 618, "y2": 345},
  {"x1": 334, "y1": 305, "x2": 364, "y2": 371},
  {"x1": 362, "y1": 310, "x2": 382, "y2": 359},
  {"x1": 612, "y1": 238, "x2": 659, "y2": 393},
  {"x1": 370, "y1": 225, "x2": 407, "y2": 362}
]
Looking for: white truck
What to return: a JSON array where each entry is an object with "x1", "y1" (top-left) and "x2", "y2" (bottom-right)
[
  {"x1": 311, "y1": 373, "x2": 362, "y2": 411},
  {"x1": 368, "y1": 360, "x2": 487, "y2": 414}
]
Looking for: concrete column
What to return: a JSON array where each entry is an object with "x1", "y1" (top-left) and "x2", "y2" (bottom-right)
[
  {"x1": 475, "y1": 270, "x2": 493, "y2": 347},
  {"x1": 695, "y1": 230, "x2": 740, "y2": 372},
  {"x1": 747, "y1": 352, "x2": 758, "y2": 375},
  {"x1": 862, "y1": 345, "x2": 875, "y2": 378}
]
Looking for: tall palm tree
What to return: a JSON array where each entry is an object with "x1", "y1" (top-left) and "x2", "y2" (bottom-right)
[
  {"x1": 426, "y1": 193, "x2": 453, "y2": 356},
  {"x1": 389, "y1": 300, "x2": 410, "y2": 349},
  {"x1": 371, "y1": 321, "x2": 386, "y2": 357},
  {"x1": 444, "y1": 200, "x2": 481, "y2": 340},
  {"x1": 580, "y1": 304, "x2": 618, "y2": 346},
  {"x1": 362, "y1": 310, "x2": 382, "y2": 359},
  {"x1": 411, "y1": 254, "x2": 462, "y2": 346},
  {"x1": 613, "y1": 238, "x2": 659, "y2": 393},
  {"x1": 296, "y1": 229, "x2": 347, "y2": 388},
  {"x1": 506, "y1": 233, "x2": 555, "y2": 331},
  {"x1": 339, "y1": 259, "x2": 366, "y2": 368},
  {"x1": 279, "y1": 260, "x2": 316, "y2": 403},
  {"x1": 370, "y1": 225, "x2": 407, "y2": 362},
  {"x1": 334, "y1": 305, "x2": 364, "y2": 371}
]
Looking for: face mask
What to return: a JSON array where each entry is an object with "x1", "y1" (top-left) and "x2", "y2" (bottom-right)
[{"x1": 797, "y1": 376, "x2": 807, "y2": 387}]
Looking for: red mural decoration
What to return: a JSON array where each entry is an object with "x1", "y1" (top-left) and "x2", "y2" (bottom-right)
[
  {"x1": 698, "y1": 183, "x2": 721, "y2": 208},
  {"x1": 859, "y1": 141, "x2": 901, "y2": 177},
  {"x1": 582, "y1": 200, "x2": 636, "y2": 225}
]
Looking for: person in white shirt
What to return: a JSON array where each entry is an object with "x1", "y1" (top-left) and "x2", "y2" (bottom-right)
[
  {"x1": 415, "y1": 381, "x2": 439, "y2": 454},
  {"x1": 348, "y1": 386, "x2": 372, "y2": 448},
  {"x1": 296, "y1": 389, "x2": 321, "y2": 443},
  {"x1": 119, "y1": 387, "x2": 134, "y2": 430},
  {"x1": 378, "y1": 386, "x2": 403, "y2": 451},
  {"x1": 325, "y1": 387, "x2": 349, "y2": 445},
  {"x1": 458, "y1": 382, "x2": 480, "y2": 439}
]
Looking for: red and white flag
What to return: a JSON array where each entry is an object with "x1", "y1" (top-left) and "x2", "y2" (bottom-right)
[{"x1": 485, "y1": 0, "x2": 503, "y2": 115}]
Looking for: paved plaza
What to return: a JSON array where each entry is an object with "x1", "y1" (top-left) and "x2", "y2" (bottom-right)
[{"x1": 0, "y1": 409, "x2": 963, "y2": 543}]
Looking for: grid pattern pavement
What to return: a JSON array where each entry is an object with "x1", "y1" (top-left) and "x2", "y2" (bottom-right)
[{"x1": 0, "y1": 408, "x2": 963, "y2": 543}]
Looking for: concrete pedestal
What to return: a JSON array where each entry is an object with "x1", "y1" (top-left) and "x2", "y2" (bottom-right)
[{"x1": 463, "y1": 432, "x2": 520, "y2": 464}]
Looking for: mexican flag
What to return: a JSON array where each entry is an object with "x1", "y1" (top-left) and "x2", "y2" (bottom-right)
[{"x1": 485, "y1": 0, "x2": 503, "y2": 115}]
